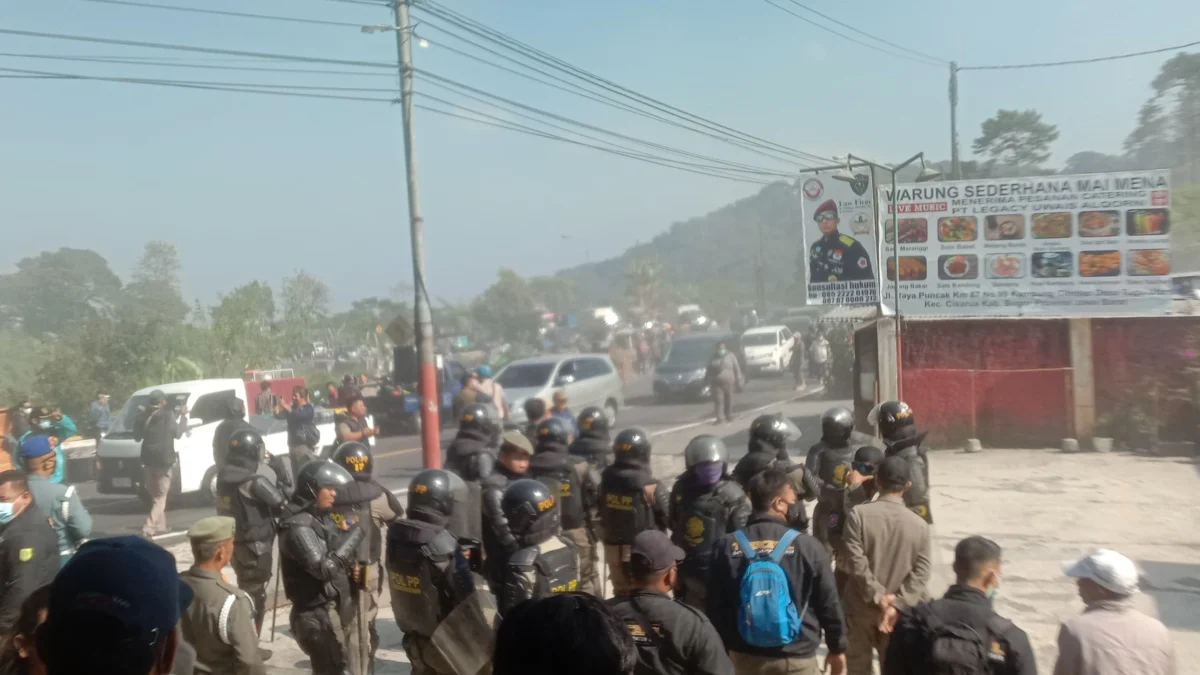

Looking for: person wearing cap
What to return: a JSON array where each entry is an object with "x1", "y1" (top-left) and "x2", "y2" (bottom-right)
[
  {"x1": 35, "y1": 536, "x2": 193, "y2": 675},
  {"x1": 179, "y1": 516, "x2": 266, "y2": 675},
  {"x1": 1054, "y1": 549, "x2": 1174, "y2": 675},
  {"x1": 607, "y1": 531, "x2": 734, "y2": 675},
  {"x1": 21, "y1": 434, "x2": 92, "y2": 566},
  {"x1": 470, "y1": 364, "x2": 509, "y2": 420},
  {"x1": 708, "y1": 467, "x2": 847, "y2": 675},
  {"x1": 481, "y1": 430, "x2": 534, "y2": 586},
  {"x1": 0, "y1": 471, "x2": 59, "y2": 635},
  {"x1": 841, "y1": 455, "x2": 931, "y2": 675},
  {"x1": 139, "y1": 390, "x2": 189, "y2": 538},
  {"x1": 19, "y1": 407, "x2": 75, "y2": 485},
  {"x1": 883, "y1": 536, "x2": 1036, "y2": 675},
  {"x1": 808, "y1": 199, "x2": 874, "y2": 283}
]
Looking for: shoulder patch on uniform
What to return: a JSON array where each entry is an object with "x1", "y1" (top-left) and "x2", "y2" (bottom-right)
[
  {"x1": 18, "y1": 548, "x2": 33, "y2": 562},
  {"x1": 839, "y1": 234, "x2": 855, "y2": 245}
]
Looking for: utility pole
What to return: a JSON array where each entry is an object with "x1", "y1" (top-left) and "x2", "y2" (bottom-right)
[
  {"x1": 755, "y1": 221, "x2": 767, "y2": 315},
  {"x1": 393, "y1": 0, "x2": 441, "y2": 468},
  {"x1": 949, "y1": 60, "x2": 961, "y2": 179}
]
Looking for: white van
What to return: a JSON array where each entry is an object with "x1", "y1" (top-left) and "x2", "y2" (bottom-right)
[
  {"x1": 741, "y1": 325, "x2": 795, "y2": 375},
  {"x1": 96, "y1": 378, "x2": 348, "y2": 505}
]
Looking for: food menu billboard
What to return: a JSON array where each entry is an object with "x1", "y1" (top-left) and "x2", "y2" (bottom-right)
[
  {"x1": 878, "y1": 170, "x2": 1172, "y2": 317},
  {"x1": 801, "y1": 171, "x2": 879, "y2": 306}
]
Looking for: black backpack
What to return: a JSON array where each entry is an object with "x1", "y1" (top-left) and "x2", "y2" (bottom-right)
[{"x1": 908, "y1": 603, "x2": 1013, "y2": 675}]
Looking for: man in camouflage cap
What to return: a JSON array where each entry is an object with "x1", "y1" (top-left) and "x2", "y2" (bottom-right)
[{"x1": 179, "y1": 516, "x2": 266, "y2": 675}]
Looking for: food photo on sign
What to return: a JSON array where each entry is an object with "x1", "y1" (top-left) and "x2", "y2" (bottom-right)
[{"x1": 800, "y1": 171, "x2": 879, "y2": 306}]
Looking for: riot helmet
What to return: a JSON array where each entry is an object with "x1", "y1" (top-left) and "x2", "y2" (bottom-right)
[
  {"x1": 875, "y1": 400, "x2": 915, "y2": 441},
  {"x1": 534, "y1": 416, "x2": 571, "y2": 449},
  {"x1": 459, "y1": 403, "x2": 492, "y2": 434},
  {"x1": 408, "y1": 469, "x2": 455, "y2": 518},
  {"x1": 226, "y1": 428, "x2": 266, "y2": 468},
  {"x1": 612, "y1": 427, "x2": 652, "y2": 464},
  {"x1": 683, "y1": 434, "x2": 728, "y2": 469},
  {"x1": 577, "y1": 406, "x2": 609, "y2": 438},
  {"x1": 501, "y1": 478, "x2": 559, "y2": 539},
  {"x1": 821, "y1": 406, "x2": 855, "y2": 445},
  {"x1": 331, "y1": 441, "x2": 373, "y2": 479},
  {"x1": 294, "y1": 459, "x2": 354, "y2": 504},
  {"x1": 749, "y1": 413, "x2": 791, "y2": 450}
]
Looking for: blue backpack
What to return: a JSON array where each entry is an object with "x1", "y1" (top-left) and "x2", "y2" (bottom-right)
[{"x1": 733, "y1": 529, "x2": 804, "y2": 648}]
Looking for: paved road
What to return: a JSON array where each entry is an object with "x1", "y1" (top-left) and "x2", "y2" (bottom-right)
[{"x1": 78, "y1": 372, "x2": 824, "y2": 543}]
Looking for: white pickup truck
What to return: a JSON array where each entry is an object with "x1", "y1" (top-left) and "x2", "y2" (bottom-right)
[{"x1": 96, "y1": 378, "x2": 367, "y2": 505}]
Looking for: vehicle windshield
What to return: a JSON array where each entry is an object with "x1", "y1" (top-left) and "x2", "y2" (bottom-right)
[
  {"x1": 742, "y1": 333, "x2": 778, "y2": 347},
  {"x1": 661, "y1": 339, "x2": 720, "y2": 366},
  {"x1": 496, "y1": 363, "x2": 555, "y2": 389},
  {"x1": 107, "y1": 392, "x2": 190, "y2": 436}
]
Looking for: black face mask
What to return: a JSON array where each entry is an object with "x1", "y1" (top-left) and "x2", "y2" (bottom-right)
[{"x1": 785, "y1": 501, "x2": 805, "y2": 527}]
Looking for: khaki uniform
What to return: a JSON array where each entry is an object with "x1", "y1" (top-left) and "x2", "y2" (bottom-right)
[
  {"x1": 179, "y1": 567, "x2": 265, "y2": 675},
  {"x1": 842, "y1": 494, "x2": 932, "y2": 675}
]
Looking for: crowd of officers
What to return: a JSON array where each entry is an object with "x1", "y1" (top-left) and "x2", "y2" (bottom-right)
[{"x1": 143, "y1": 394, "x2": 1044, "y2": 675}]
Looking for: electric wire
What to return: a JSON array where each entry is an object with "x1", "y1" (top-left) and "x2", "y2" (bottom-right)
[
  {"x1": 961, "y1": 39, "x2": 1200, "y2": 71},
  {"x1": 0, "y1": 52, "x2": 397, "y2": 77},
  {"x1": 779, "y1": 0, "x2": 947, "y2": 64},
  {"x1": 760, "y1": 0, "x2": 944, "y2": 68},
  {"x1": 79, "y1": 0, "x2": 369, "y2": 29}
]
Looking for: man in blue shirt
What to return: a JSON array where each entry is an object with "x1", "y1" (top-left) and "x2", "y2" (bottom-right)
[
  {"x1": 89, "y1": 391, "x2": 113, "y2": 437},
  {"x1": 550, "y1": 390, "x2": 579, "y2": 441}
]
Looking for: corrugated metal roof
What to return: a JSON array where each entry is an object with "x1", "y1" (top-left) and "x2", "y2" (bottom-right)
[{"x1": 818, "y1": 305, "x2": 880, "y2": 322}]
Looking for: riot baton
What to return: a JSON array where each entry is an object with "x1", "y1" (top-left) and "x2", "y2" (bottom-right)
[
  {"x1": 356, "y1": 571, "x2": 368, "y2": 675},
  {"x1": 269, "y1": 548, "x2": 282, "y2": 642}
]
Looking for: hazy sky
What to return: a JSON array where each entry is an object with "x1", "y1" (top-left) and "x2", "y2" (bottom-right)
[{"x1": 2, "y1": 0, "x2": 1197, "y2": 307}]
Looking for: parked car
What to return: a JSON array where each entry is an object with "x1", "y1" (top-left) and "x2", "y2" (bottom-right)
[
  {"x1": 653, "y1": 332, "x2": 745, "y2": 402},
  {"x1": 496, "y1": 354, "x2": 624, "y2": 426},
  {"x1": 740, "y1": 325, "x2": 795, "y2": 377},
  {"x1": 97, "y1": 378, "x2": 363, "y2": 506}
]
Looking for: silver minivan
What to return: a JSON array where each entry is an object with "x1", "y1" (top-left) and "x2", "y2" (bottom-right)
[{"x1": 496, "y1": 354, "x2": 625, "y2": 426}]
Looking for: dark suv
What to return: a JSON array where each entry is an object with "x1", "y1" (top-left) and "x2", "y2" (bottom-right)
[{"x1": 652, "y1": 332, "x2": 744, "y2": 402}]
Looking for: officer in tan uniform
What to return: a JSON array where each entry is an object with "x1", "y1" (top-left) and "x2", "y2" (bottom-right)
[{"x1": 179, "y1": 516, "x2": 266, "y2": 675}]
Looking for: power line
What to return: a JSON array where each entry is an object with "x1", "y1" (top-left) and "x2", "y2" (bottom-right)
[
  {"x1": 961, "y1": 39, "x2": 1200, "y2": 71},
  {"x1": 0, "y1": 52, "x2": 397, "y2": 77},
  {"x1": 779, "y1": 0, "x2": 947, "y2": 64},
  {"x1": 0, "y1": 28, "x2": 397, "y2": 69},
  {"x1": 79, "y1": 0, "x2": 370, "y2": 28},
  {"x1": 760, "y1": 0, "x2": 944, "y2": 68},
  {"x1": 415, "y1": 0, "x2": 833, "y2": 165}
]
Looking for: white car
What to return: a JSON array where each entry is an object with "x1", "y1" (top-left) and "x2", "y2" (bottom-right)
[
  {"x1": 741, "y1": 325, "x2": 795, "y2": 375},
  {"x1": 496, "y1": 354, "x2": 624, "y2": 426}
]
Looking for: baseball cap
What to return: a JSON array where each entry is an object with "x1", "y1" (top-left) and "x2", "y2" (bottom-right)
[
  {"x1": 1064, "y1": 549, "x2": 1139, "y2": 596},
  {"x1": 187, "y1": 516, "x2": 235, "y2": 545},
  {"x1": 630, "y1": 530, "x2": 685, "y2": 577},
  {"x1": 19, "y1": 435, "x2": 55, "y2": 459},
  {"x1": 877, "y1": 455, "x2": 911, "y2": 487},
  {"x1": 45, "y1": 536, "x2": 193, "y2": 648}
]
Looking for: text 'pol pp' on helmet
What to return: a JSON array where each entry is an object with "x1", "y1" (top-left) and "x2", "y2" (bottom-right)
[
  {"x1": 612, "y1": 427, "x2": 652, "y2": 464},
  {"x1": 535, "y1": 417, "x2": 572, "y2": 448},
  {"x1": 459, "y1": 403, "x2": 492, "y2": 434},
  {"x1": 874, "y1": 400, "x2": 915, "y2": 441},
  {"x1": 500, "y1": 478, "x2": 559, "y2": 537},
  {"x1": 295, "y1": 459, "x2": 354, "y2": 503},
  {"x1": 408, "y1": 469, "x2": 456, "y2": 518},
  {"x1": 576, "y1": 406, "x2": 609, "y2": 437},
  {"x1": 684, "y1": 434, "x2": 728, "y2": 469},
  {"x1": 331, "y1": 441, "x2": 373, "y2": 479}
]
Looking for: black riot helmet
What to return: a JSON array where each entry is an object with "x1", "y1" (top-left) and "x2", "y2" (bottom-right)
[
  {"x1": 459, "y1": 403, "x2": 492, "y2": 434},
  {"x1": 294, "y1": 459, "x2": 354, "y2": 504},
  {"x1": 749, "y1": 413, "x2": 790, "y2": 450},
  {"x1": 534, "y1": 416, "x2": 571, "y2": 449},
  {"x1": 821, "y1": 406, "x2": 855, "y2": 445},
  {"x1": 331, "y1": 441, "x2": 373, "y2": 480},
  {"x1": 684, "y1": 434, "x2": 728, "y2": 469},
  {"x1": 576, "y1": 406, "x2": 609, "y2": 438},
  {"x1": 408, "y1": 469, "x2": 455, "y2": 518},
  {"x1": 875, "y1": 400, "x2": 915, "y2": 441},
  {"x1": 501, "y1": 478, "x2": 559, "y2": 538},
  {"x1": 226, "y1": 428, "x2": 266, "y2": 468},
  {"x1": 612, "y1": 427, "x2": 652, "y2": 464}
]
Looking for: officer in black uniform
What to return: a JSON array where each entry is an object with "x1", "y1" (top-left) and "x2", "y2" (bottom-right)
[
  {"x1": 530, "y1": 417, "x2": 601, "y2": 595},
  {"x1": 278, "y1": 460, "x2": 366, "y2": 675},
  {"x1": 668, "y1": 435, "x2": 749, "y2": 612},
  {"x1": 598, "y1": 427, "x2": 669, "y2": 597},
  {"x1": 387, "y1": 469, "x2": 483, "y2": 675},
  {"x1": 568, "y1": 406, "x2": 612, "y2": 471},
  {"x1": 495, "y1": 478, "x2": 581, "y2": 615},
  {"x1": 805, "y1": 406, "x2": 857, "y2": 552},
  {"x1": 212, "y1": 398, "x2": 252, "y2": 470},
  {"x1": 481, "y1": 430, "x2": 534, "y2": 587},
  {"x1": 731, "y1": 413, "x2": 819, "y2": 531},
  {"x1": 216, "y1": 428, "x2": 288, "y2": 634},
  {"x1": 808, "y1": 199, "x2": 874, "y2": 282},
  {"x1": 330, "y1": 441, "x2": 405, "y2": 670},
  {"x1": 876, "y1": 400, "x2": 932, "y2": 524},
  {"x1": 444, "y1": 403, "x2": 497, "y2": 542}
]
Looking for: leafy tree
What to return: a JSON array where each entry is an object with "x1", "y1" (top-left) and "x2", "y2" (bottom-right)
[
  {"x1": 1125, "y1": 53, "x2": 1200, "y2": 177},
  {"x1": 209, "y1": 281, "x2": 278, "y2": 375},
  {"x1": 625, "y1": 258, "x2": 663, "y2": 314},
  {"x1": 281, "y1": 271, "x2": 331, "y2": 358},
  {"x1": 530, "y1": 276, "x2": 577, "y2": 315},
  {"x1": 0, "y1": 248, "x2": 123, "y2": 338},
  {"x1": 471, "y1": 269, "x2": 540, "y2": 345},
  {"x1": 122, "y1": 240, "x2": 189, "y2": 325},
  {"x1": 972, "y1": 109, "x2": 1059, "y2": 169},
  {"x1": 0, "y1": 330, "x2": 49, "y2": 405},
  {"x1": 1062, "y1": 151, "x2": 1130, "y2": 175}
]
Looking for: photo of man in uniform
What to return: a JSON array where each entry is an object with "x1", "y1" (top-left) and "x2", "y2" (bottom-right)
[{"x1": 809, "y1": 199, "x2": 874, "y2": 283}]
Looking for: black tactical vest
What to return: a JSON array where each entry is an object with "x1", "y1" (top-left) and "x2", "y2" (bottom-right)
[
  {"x1": 329, "y1": 498, "x2": 374, "y2": 564},
  {"x1": 279, "y1": 511, "x2": 343, "y2": 610},
  {"x1": 523, "y1": 538, "x2": 581, "y2": 596},
  {"x1": 387, "y1": 520, "x2": 457, "y2": 637},
  {"x1": 671, "y1": 485, "x2": 728, "y2": 572},
  {"x1": 816, "y1": 444, "x2": 856, "y2": 503},
  {"x1": 599, "y1": 465, "x2": 654, "y2": 546},
  {"x1": 217, "y1": 464, "x2": 276, "y2": 549},
  {"x1": 530, "y1": 453, "x2": 585, "y2": 530}
]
